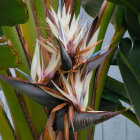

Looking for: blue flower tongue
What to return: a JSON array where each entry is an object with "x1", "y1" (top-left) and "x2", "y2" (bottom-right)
[{"x1": 60, "y1": 44, "x2": 72, "y2": 71}]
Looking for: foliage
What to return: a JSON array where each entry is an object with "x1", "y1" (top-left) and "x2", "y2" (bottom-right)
[{"x1": 0, "y1": 0, "x2": 140, "y2": 140}]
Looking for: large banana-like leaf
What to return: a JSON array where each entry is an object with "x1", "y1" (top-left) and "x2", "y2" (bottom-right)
[
  {"x1": 107, "y1": 0, "x2": 140, "y2": 14},
  {"x1": 104, "y1": 76, "x2": 130, "y2": 104},
  {"x1": 0, "y1": 0, "x2": 28, "y2": 26},
  {"x1": 107, "y1": 0, "x2": 140, "y2": 39},
  {"x1": 125, "y1": 7, "x2": 140, "y2": 40},
  {"x1": 117, "y1": 39, "x2": 140, "y2": 124},
  {"x1": 82, "y1": 0, "x2": 104, "y2": 17},
  {"x1": 0, "y1": 100, "x2": 15, "y2": 140}
]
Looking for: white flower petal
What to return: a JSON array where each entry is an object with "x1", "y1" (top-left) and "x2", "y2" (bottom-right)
[
  {"x1": 51, "y1": 80, "x2": 77, "y2": 104},
  {"x1": 85, "y1": 27, "x2": 100, "y2": 58},
  {"x1": 46, "y1": 18, "x2": 59, "y2": 38},
  {"x1": 74, "y1": 72, "x2": 83, "y2": 102},
  {"x1": 39, "y1": 40, "x2": 56, "y2": 54},
  {"x1": 31, "y1": 40, "x2": 41, "y2": 82},
  {"x1": 82, "y1": 72, "x2": 92, "y2": 108},
  {"x1": 44, "y1": 53, "x2": 60, "y2": 77},
  {"x1": 61, "y1": 74, "x2": 74, "y2": 97}
]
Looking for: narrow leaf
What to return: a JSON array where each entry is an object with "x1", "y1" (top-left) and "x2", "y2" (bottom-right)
[
  {"x1": 117, "y1": 55, "x2": 140, "y2": 123},
  {"x1": 117, "y1": 40, "x2": 140, "y2": 124},
  {"x1": 0, "y1": 100, "x2": 15, "y2": 140},
  {"x1": 104, "y1": 76, "x2": 130, "y2": 104}
]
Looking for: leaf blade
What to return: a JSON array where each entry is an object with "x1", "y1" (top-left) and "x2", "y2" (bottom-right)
[
  {"x1": 0, "y1": 100, "x2": 15, "y2": 140},
  {"x1": 0, "y1": 0, "x2": 28, "y2": 26}
]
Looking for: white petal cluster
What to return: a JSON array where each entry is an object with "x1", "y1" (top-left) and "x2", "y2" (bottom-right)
[
  {"x1": 46, "y1": 5, "x2": 99, "y2": 59},
  {"x1": 30, "y1": 5, "x2": 102, "y2": 110}
]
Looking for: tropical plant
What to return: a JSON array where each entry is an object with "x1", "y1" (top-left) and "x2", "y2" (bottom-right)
[{"x1": 0, "y1": 0, "x2": 140, "y2": 140}]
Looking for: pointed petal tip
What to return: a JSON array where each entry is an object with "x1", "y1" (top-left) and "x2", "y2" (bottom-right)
[
  {"x1": 60, "y1": 44, "x2": 72, "y2": 71},
  {"x1": 54, "y1": 109, "x2": 126, "y2": 132},
  {"x1": 73, "y1": 110, "x2": 126, "y2": 131},
  {"x1": 0, "y1": 75, "x2": 62, "y2": 109}
]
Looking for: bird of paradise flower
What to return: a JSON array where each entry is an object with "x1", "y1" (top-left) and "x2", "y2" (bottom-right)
[{"x1": 0, "y1": 5, "x2": 127, "y2": 140}]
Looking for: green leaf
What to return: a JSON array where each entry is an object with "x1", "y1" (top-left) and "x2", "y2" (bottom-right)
[
  {"x1": 117, "y1": 103, "x2": 140, "y2": 127},
  {"x1": 82, "y1": 0, "x2": 104, "y2": 17},
  {"x1": 125, "y1": 7, "x2": 140, "y2": 40},
  {"x1": 48, "y1": 0, "x2": 59, "y2": 13},
  {"x1": 117, "y1": 40, "x2": 140, "y2": 124},
  {"x1": 0, "y1": 42, "x2": 21, "y2": 70},
  {"x1": 99, "y1": 98, "x2": 119, "y2": 111},
  {"x1": 128, "y1": 40, "x2": 140, "y2": 81},
  {"x1": 0, "y1": 100, "x2": 15, "y2": 140},
  {"x1": 33, "y1": 0, "x2": 47, "y2": 38},
  {"x1": 3, "y1": 26, "x2": 30, "y2": 74},
  {"x1": 75, "y1": 0, "x2": 81, "y2": 17},
  {"x1": 20, "y1": 0, "x2": 38, "y2": 58},
  {"x1": 0, "y1": 0, "x2": 28, "y2": 26},
  {"x1": 119, "y1": 37, "x2": 132, "y2": 58},
  {"x1": 104, "y1": 76, "x2": 130, "y2": 104},
  {"x1": 107, "y1": 0, "x2": 140, "y2": 14},
  {"x1": 138, "y1": 14, "x2": 140, "y2": 25},
  {"x1": 0, "y1": 27, "x2": 4, "y2": 36},
  {"x1": 100, "y1": 99, "x2": 140, "y2": 127},
  {"x1": 115, "y1": 5, "x2": 126, "y2": 29}
]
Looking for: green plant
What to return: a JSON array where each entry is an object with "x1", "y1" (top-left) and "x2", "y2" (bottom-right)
[{"x1": 0, "y1": 0, "x2": 140, "y2": 140}]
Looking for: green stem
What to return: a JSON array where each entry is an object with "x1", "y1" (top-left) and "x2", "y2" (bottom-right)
[
  {"x1": 79, "y1": 2, "x2": 116, "y2": 140},
  {"x1": 94, "y1": 27, "x2": 126, "y2": 110},
  {"x1": 95, "y1": 2, "x2": 115, "y2": 52},
  {"x1": 20, "y1": 0, "x2": 38, "y2": 58},
  {"x1": 33, "y1": 0, "x2": 47, "y2": 38},
  {"x1": 88, "y1": 2, "x2": 115, "y2": 107},
  {"x1": 0, "y1": 100, "x2": 15, "y2": 140}
]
